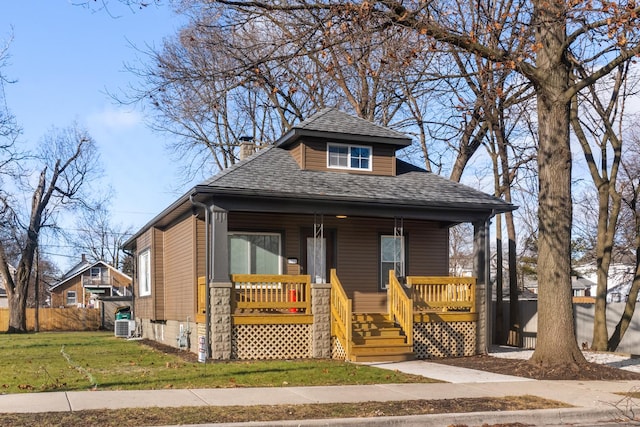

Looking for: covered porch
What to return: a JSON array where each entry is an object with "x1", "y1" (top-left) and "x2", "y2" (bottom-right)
[
  {"x1": 195, "y1": 204, "x2": 491, "y2": 361},
  {"x1": 201, "y1": 262, "x2": 487, "y2": 362}
]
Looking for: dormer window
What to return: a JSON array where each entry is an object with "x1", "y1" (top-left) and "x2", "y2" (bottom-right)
[{"x1": 327, "y1": 143, "x2": 372, "y2": 171}]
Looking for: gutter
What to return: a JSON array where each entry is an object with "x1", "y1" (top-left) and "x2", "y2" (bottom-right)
[{"x1": 190, "y1": 193, "x2": 211, "y2": 360}]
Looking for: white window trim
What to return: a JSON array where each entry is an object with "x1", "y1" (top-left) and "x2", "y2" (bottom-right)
[
  {"x1": 327, "y1": 143, "x2": 373, "y2": 171},
  {"x1": 66, "y1": 291, "x2": 77, "y2": 305},
  {"x1": 138, "y1": 249, "x2": 151, "y2": 297},
  {"x1": 228, "y1": 232, "x2": 283, "y2": 275}
]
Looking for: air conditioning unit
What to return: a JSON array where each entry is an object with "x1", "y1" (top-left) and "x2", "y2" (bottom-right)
[{"x1": 114, "y1": 319, "x2": 136, "y2": 338}]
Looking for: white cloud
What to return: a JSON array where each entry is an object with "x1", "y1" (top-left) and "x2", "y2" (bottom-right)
[{"x1": 86, "y1": 107, "x2": 143, "y2": 132}]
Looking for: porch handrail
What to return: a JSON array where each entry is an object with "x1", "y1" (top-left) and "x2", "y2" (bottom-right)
[
  {"x1": 330, "y1": 268, "x2": 352, "y2": 359},
  {"x1": 387, "y1": 271, "x2": 413, "y2": 346},
  {"x1": 231, "y1": 274, "x2": 311, "y2": 313},
  {"x1": 407, "y1": 276, "x2": 476, "y2": 312}
]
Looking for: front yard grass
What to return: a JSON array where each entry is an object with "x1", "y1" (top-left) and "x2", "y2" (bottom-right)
[{"x1": 0, "y1": 331, "x2": 433, "y2": 393}]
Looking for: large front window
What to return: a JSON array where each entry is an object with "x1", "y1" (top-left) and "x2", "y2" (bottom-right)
[
  {"x1": 327, "y1": 143, "x2": 372, "y2": 171},
  {"x1": 380, "y1": 235, "x2": 405, "y2": 289},
  {"x1": 229, "y1": 233, "x2": 282, "y2": 274},
  {"x1": 138, "y1": 249, "x2": 151, "y2": 297}
]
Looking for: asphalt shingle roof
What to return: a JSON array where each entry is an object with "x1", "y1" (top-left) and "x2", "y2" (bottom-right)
[
  {"x1": 277, "y1": 108, "x2": 412, "y2": 147},
  {"x1": 198, "y1": 146, "x2": 512, "y2": 212}
]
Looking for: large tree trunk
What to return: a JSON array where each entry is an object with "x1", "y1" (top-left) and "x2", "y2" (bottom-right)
[
  {"x1": 530, "y1": 0, "x2": 586, "y2": 366},
  {"x1": 7, "y1": 291, "x2": 28, "y2": 333}
]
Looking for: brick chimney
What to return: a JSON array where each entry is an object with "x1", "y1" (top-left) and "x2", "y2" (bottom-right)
[{"x1": 239, "y1": 136, "x2": 255, "y2": 161}]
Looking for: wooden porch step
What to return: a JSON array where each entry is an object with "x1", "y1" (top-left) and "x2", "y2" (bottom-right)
[
  {"x1": 350, "y1": 343, "x2": 414, "y2": 363},
  {"x1": 352, "y1": 313, "x2": 392, "y2": 323},
  {"x1": 352, "y1": 334, "x2": 407, "y2": 346},
  {"x1": 352, "y1": 327, "x2": 403, "y2": 338},
  {"x1": 346, "y1": 312, "x2": 413, "y2": 362}
]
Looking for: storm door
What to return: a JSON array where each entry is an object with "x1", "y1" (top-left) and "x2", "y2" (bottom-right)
[{"x1": 301, "y1": 227, "x2": 335, "y2": 284}]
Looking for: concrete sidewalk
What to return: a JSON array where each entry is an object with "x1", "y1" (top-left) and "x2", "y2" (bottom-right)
[{"x1": 1, "y1": 360, "x2": 640, "y2": 426}]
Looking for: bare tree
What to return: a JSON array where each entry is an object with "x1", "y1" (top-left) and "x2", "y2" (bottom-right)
[
  {"x1": 0, "y1": 124, "x2": 101, "y2": 332},
  {"x1": 0, "y1": 32, "x2": 22, "y2": 179},
  {"x1": 570, "y1": 63, "x2": 637, "y2": 350},
  {"x1": 68, "y1": 203, "x2": 133, "y2": 269},
  {"x1": 206, "y1": 0, "x2": 640, "y2": 368},
  {"x1": 122, "y1": 1, "x2": 449, "y2": 178},
  {"x1": 607, "y1": 129, "x2": 640, "y2": 351}
]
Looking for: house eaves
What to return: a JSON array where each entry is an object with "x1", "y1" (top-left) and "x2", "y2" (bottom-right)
[{"x1": 276, "y1": 108, "x2": 412, "y2": 148}]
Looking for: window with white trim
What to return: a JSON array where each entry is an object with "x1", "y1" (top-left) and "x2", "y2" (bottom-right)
[
  {"x1": 229, "y1": 233, "x2": 282, "y2": 275},
  {"x1": 66, "y1": 291, "x2": 77, "y2": 305},
  {"x1": 327, "y1": 143, "x2": 372, "y2": 171},
  {"x1": 138, "y1": 249, "x2": 151, "y2": 297}
]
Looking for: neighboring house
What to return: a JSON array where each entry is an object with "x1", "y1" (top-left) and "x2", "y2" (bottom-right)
[
  {"x1": 574, "y1": 263, "x2": 637, "y2": 303},
  {"x1": 523, "y1": 275, "x2": 595, "y2": 298},
  {"x1": 123, "y1": 108, "x2": 514, "y2": 361},
  {"x1": 0, "y1": 264, "x2": 16, "y2": 309},
  {"x1": 50, "y1": 255, "x2": 132, "y2": 308}
]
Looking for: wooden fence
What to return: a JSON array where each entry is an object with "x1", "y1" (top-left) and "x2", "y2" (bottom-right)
[{"x1": 0, "y1": 308, "x2": 100, "y2": 331}]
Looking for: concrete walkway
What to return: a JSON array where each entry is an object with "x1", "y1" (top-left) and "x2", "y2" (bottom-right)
[{"x1": 1, "y1": 360, "x2": 640, "y2": 426}]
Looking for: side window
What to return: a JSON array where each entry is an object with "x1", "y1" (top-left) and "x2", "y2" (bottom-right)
[
  {"x1": 66, "y1": 291, "x2": 77, "y2": 305},
  {"x1": 138, "y1": 249, "x2": 151, "y2": 297}
]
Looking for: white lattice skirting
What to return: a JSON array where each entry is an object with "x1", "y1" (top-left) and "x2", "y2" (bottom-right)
[
  {"x1": 232, "y1": 324, "x2": 312, "y2": 360},
  {"x1": 413, "y1": 321, "x2": 476, "y2": 359},
  {"x1": 331, "y1": 336, "x2": 346, "y2": 360}
]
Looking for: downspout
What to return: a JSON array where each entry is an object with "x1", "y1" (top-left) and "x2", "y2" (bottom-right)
[
  {"x1": 122, "y1": 249, "x2": 136, "y2": 324},
  {"x1": 190, "y1": 194, "x2": 211, "y2": 360}
]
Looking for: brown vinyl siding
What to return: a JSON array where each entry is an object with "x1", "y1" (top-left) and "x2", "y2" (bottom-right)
[
  {"x1": 135, "y1": 211, "x2": 450, "y2": 322},
  {"x1": 289, "y1": 142, "x2": 303, "y2": 168},
  {"x1": 152, "y1": 228, "x2": 165, "y2": 320},
  {"x1": 196, "y1": 218, "x2": 206, "y2": 279},
  {"x1": 163, "y1": 215, "x2": 196, "y2": 320},
  {"x1": 298, "y1": 138, "x2": 396, "y2": 176},
  {"x1": 134, "y1": 229, "x2": 153, "y2": 320},
  {"x1": 228, "y1": 213, "x2": 449, "y2": 312}
]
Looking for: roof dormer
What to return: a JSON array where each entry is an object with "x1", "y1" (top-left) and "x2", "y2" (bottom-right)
[{"x1": 276, "y1": 109, "x2": 411, "y2": 177}]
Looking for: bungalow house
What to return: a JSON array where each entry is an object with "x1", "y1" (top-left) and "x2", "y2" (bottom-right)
[
  {"x1": 50, "y1": 255, "x2": 132, "y2": 309},
  {"x1": 123, "y1": 108, "x2": 514, "y2": 362}
]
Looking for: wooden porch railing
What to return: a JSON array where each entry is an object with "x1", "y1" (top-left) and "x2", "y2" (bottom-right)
[
  {"x1": 407, "y1": 276, "x2": 476, "y2": 312},
  {"x1": 387, "y1": 271, "x2": 413, "y2": 346},
  {"x1": 330, "y1": 268, "x2": 352, "y2": 359},
  {"x1": 231, "y1": 274, "x2": 311, "y2": 313}
]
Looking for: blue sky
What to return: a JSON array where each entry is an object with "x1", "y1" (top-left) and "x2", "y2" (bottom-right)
[{"x1": 1, "y1": 2, "x2": 192, "y2": 268}]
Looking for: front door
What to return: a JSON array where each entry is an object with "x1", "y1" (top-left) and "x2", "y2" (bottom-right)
[{"x1": 301, "y1": 229, "x2": 335, "y2": 283}]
